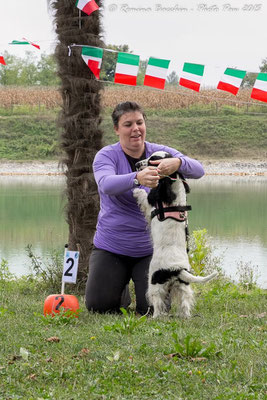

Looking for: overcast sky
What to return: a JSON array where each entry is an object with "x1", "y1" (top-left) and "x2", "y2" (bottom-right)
[{"x1": 0, "y1": 0, "x2": 266, "y2": 86}]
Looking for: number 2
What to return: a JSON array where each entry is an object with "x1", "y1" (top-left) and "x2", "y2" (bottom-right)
[
  {"x1": 64, "y1": 257, "x2": 74, "y2": 277},
  {"x1": 55, "y1": 296, "x2": 64, "y2": 311}
]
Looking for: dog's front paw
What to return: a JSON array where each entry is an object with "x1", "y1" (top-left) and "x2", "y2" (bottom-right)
[
  {"x1": 133, "y1": 188, "x2": 151, "y2": 221},
  {"x1": 133, "y1": 188, "x2": 145, "y2": 196}
]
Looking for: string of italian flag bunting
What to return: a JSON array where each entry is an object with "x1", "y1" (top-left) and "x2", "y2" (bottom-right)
[
  {"x1": 1, "y1": 40, "x2": 267, "y2": 103},
  {"x1": 9, "y1": 38, "x2": 40, "y2": 50},
  {"x1": 1, "y1": 2, "x2": 266, "y2": 102},
  {"x1": 77, "y1": 46, "x2": 267, "y2": 103}
]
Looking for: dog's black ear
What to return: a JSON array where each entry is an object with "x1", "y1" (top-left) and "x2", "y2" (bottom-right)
[
  {"x1": 147, "y1": 186, "x2": 158, "y2": 207},
  {"x1": 178, "y1": 173, "x2": 190, "y2": 193},
  {"x1": 183, "y1": 180, "x2": 190, "y2": 194}
]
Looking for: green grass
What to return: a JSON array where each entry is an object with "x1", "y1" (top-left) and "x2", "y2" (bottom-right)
[
  {"x1": 0, "y1": 111, "x2": 59, "y2": 160},
  {"x1": 0, "y1": 105, "x2": 267, "y2": 160},
  {"x1": 0, "y1": 275, "x2": 266, "y2": 399},
  {"x1": 102, "y1": 108, "x2": 267, "y2": 159}
]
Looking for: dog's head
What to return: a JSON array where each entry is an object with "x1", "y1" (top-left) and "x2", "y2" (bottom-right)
[
  {"x1": 136, "y1": 151, "x2": 190, "y2": 207},
  {"x1": 135, "y1": 151, "x2": 173, "y2": 171},
  {"x1": 137, "y1": 151, "x2": 177, "y2": 206}
]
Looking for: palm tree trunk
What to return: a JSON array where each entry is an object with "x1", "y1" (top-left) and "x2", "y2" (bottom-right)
[{"x1": 50, "y1": 0, "x2": 103, "y2": 288}]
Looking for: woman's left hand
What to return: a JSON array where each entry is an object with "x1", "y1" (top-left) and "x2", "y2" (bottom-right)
[{"x1": 149, "y1": 158, "x2": 181, "y2": 177}]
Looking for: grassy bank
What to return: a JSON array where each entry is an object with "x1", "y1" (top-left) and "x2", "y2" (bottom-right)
[
  {"x1": 0, "y1": 273, "x2": 266, "y2": 399},
  {"x1": 0, "y1": 105, "x2": 267, "y2": 161}
]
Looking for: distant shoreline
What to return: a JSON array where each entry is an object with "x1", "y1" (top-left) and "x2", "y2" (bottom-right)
[{"x1": 0, "y1": 160, "x2": 266, "y2": 176}]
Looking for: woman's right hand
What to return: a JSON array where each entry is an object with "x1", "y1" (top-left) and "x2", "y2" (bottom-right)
[{"x1": 136, "y1": 167, "x2": 160, "y2": 188}]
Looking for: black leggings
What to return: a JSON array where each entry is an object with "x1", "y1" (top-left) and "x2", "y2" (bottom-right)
[{"x1": 85, "y1": 247, "x2": 152, "y2": 315}]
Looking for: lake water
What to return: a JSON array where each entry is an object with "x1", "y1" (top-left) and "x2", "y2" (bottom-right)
[{"x1": 0, "y1": 175, "x2": 266, "y2": 288}]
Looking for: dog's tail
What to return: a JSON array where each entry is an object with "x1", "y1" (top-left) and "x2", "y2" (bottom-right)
[{"x1": 179, "y1": 270, "x2": 217, "y2": 284}]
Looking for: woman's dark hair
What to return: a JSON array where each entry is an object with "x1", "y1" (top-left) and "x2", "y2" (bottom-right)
[{"x1": 112, "y1": 101, "x2": 147, "y2": 128}]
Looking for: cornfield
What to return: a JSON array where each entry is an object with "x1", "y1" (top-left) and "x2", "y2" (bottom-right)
[
  {"x1": 0, "y1": 84, "x2": 266, "y2": 110},
  {"x1": 0, "y1": 87, "x2": 61, "y2": 109}
]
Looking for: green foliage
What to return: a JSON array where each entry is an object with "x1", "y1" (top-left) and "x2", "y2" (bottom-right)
[
  {"x1": 166, "y1": 70, "x2": 179, "y2": 85},
  {"x1": 242, "y1": 57, "x2": 267, "y2": 88},
  {"x1": 0, "y1": 257, "x2": 42, "y2": 296},
  {"x1": 221, "y1": 105, "x2": 239, "y2": 115},
  {"x1": 171, "y1": 333, "x2": 220, "y2": 359},
  {"x1": 0, "y1": 52, "x2": 32, "y2": 85},
  {"x1": 189, "y1": 229, "x2": 211, "y2": 275},
  {"x1": 104, "y1": 307, "x2": 147, "y2": 334},
  {"x1": 36, "y1": 53, "x2": 60, "y2": 86},
  {"x1": 1, "y1": 105, "x2": 267, "y2": 160},
  {"x1": 236, "y1": 260, "x2": 260, "y2": 290},
  {"x1": 241, "y1": 72, "x2": 258, "y2": 88},
  {"x1": 100, "y1": 108, "x2": 267, "y2": 160},
  {"x1": 100, "y1": 44, "x2": 131, "y2": 82},
  {"x1": 0, "y1": 259, "x2": 15, "y2": 292},
  {"x1": 35, "y1": 309, "x2": 81, "y2": 326},
  {"x1": 260, "y1": 57, "x2": 267, "y2": 73},
  {"x1": 0, "y1": 307, "x2": 9, "y2": 317},
  {"x1": 0, "y1": 276, "x2": 266, "y2": 399},
  {"x1": 25, "y1": 244, "x2": 63, "y2": 293},
  {"x1": 0, "y1": 112, "x2": 59, "y2": 160},
  {"x1": 0, "y1": 51, "x2": 59, "y2": 86},
  {"x1": 136, "y1": 59, "x2": 148, "y2": 85},
  {"x1": 0, "y1": 258, "x2": 14, "y2": 281}
]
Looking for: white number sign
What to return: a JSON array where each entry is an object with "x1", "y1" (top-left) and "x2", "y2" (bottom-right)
[{"x1": 62, "y1": 250, "x2": 79, "y2": 284}]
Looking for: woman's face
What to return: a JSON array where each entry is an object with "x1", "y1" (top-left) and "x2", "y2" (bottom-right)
[{"x1": 115, "y1": 111, "x2": 146, "y2": 157}]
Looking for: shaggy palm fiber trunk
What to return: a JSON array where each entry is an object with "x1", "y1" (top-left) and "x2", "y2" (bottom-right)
[{"x1": 50, "y1": 0, "x2": 104, "y2": 287}]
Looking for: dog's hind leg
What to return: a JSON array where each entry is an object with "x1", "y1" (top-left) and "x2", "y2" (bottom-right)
[
  {"x1": 147, "y1": 284, "x2": 168, "y2": 318},
  {"x1": 171, "y1": 283, "x2": 194, "y2": 318}
]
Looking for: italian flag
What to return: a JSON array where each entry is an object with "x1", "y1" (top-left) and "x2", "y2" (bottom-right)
[
  {"x1": 0, "y1": 56, "x2": 6, "y2": 65},
  {"x1": 217, "y1": 68, "x2": 246, "y2": 95},
  {"x1": 251, "y1": 73, "x2": 267, "y2": 103},
  {"x1": 114, "y1": 53, "x2": 140, "y2": 86},
  {"x1": 179, "y1": 62, "x2": 205, "y2": 92},
  {"x1": 81, "y1": 46, "x2": 103, "y2": 79},
  {"x1": 9, "y1": 39, "x2": 40, "y2": 50},
  {"x1": 144, "y1": 57, "x2": 170, "y2": 90},
  {"x1": 76, "y1": 0, "x2": 99, "y2": 15}
]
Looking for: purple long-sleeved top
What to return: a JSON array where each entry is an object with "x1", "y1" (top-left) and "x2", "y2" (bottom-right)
[{"x1": 93, "y1": 141, "x2": 204, "y2": 257}]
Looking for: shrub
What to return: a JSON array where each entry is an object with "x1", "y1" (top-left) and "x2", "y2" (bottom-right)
[
  {"x1": 188, "y1": 229, "x2": 223, "y2": 277},
  {"x1": 236, "y1": 260, "x2": 260, "y2": 290},
  {"x1": 25, "y1": 244, "x2": 63, "y2": 293}
]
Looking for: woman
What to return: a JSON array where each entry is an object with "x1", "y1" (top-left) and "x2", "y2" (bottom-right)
[{"x1": 85, "y1": 101, "x2": 204, "y2": 315}]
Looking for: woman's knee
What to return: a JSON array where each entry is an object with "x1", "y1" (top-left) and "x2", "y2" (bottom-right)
[{"x1": 85, "y1": 298, "x2": 120, "y2": 314}]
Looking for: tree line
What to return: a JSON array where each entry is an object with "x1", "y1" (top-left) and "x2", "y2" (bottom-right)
[
  {"x1": 0, "y1": 51, "x2": 59, "y2": 86},
  {"x1": 0, "y1": 46, "x2": 266, "y2": 87}
]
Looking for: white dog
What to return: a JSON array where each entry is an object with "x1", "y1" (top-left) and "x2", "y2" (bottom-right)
[{"x1": 133, "y1": 151, "x2": 217, "y2": 318}]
